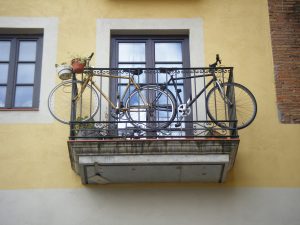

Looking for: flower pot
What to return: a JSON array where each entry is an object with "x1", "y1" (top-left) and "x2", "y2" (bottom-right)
[
  {"x1": 56, "y1": 64, "x2": 73, "y2": 80},
  {"x1": 71, "y1": 58, "x2": 86, "y2": 73}
]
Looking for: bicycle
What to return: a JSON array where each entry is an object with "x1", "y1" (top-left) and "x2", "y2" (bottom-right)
[
  {"x1": 48, "y1": 53, "x2": 177, "y2": 130},
  {"x1": 161, "y1": 54, "x2": 257, "y2": 130}
]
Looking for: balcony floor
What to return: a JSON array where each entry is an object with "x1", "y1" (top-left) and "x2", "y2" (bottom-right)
[{"x1": 68, "y1": 138, "x2": 239, "y2": 184}]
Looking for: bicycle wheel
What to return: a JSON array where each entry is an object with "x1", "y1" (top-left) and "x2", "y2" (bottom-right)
[
  {"x1": 125, "y1": 85, "x2": 177, "y2": 130},
  {"x1": 206, "y1": 82, "x2": 257, "y2": 129},
  {"x1": 48, "y1": 80, "x2": 100, "y2": 124}
]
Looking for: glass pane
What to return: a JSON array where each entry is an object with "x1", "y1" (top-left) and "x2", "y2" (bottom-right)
[
  {"x1": 156, "y1": 93, "x2": 173, "y2": 119},
  {"x1": 118, "y1": 85, "x2": 135, "y2": 102},
  {"x1": 118, "y1": 64, "x2": 145, "y2": 69},
  {"x1": 168, "y1": 84, "x2": 184, "y2": 101},
  {"x1": 14, "y1": 86, "x2": 33, "y2": 107},
  {"x1": 118, "y1": 64, "x2": 146, "y2": 84},
  {"x1": 155, "y1": 63, "x2": 183, "y2": 68},
  {"x1": 119, "y1": 43, "x2": 145, "y2": 62},
  {"x1": 155, "y1": 43, "x2": 182, "y2": 62},
  {"x1": 0, "y1": 63, "x2": 9, "y2": 83},
  {"x1": 16, "y1": 63, "x2": 35, "y2": 84},
  {"x1": 0, "y1": 86, "x2": 6, "y2": 107},
  {"x1": 0, "y1": 41, "x2": 11, "y2": 61},
  {"x1": 155, "y1": 63, "x2": 183, "y2": 83},
  {"x1": 18, "y1": 41, "x2": 37, "y2": 61}
]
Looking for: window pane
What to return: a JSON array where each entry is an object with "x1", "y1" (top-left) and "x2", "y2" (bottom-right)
[
  {"x1": 16, "y1": 63, "x2": 35, "y2": 84},
  {"x1": 14, "y1": 86, "x2": 33, "y2": 107},
  {"x1": 168, "y1": 84, "x2": 184, "y2": 101},
  {"x1": 155, "y1": 43, "x2": 182, "y2": 62},
  {"x1": 0, "y1": 63, "x2": 9, "y2": 83},
  {"x1": 119, "y1": 43, "x2": 145, "y2": 62},
  {"x1": 0, "y1": 41, "x2": 11, "y2": 61},
  {"x1": 118, "y1": 64, "x2": 146, "y2": 83},
  {"x1": 18, "y1": 41, "x2": 37, "y2": 61},
  {"x1": 155, "y1": 63, "x2": 183, "y2": 83},
  {"x1": 155, "y1": 63, "x2": 183, "y2": 68},
  {"x1": 118, "y1": 64, "x2": 145, "y2": 68},
  {"x1": 118, "y1": 85, "x2": 135, "y2": 102},
  {"x1": 0, "y1": 86, "x2": 6, "y2": 107}
]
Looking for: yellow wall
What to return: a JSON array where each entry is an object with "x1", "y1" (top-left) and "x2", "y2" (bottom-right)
[{"x1": 0, "y1": 0, "x2": 300, "y2": 189}]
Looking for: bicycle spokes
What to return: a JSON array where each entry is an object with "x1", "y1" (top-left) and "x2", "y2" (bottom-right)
[
  {"x1": 126, "y1": 85, "x2": 176, "y2": 130},
  {"x1": 206, "y1": 83, "x2": 257, "y2": 129}
]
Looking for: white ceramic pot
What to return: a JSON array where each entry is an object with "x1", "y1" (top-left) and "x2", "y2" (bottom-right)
[{"x1": 56, "y1": 64, "x2": 73, "y2": 80}]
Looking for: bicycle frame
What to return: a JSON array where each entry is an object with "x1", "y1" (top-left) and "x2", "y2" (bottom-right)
[
  {"x1": 73, "y1": 53, "x2": 166, "y2": 115},
  {"x1": 165, "y1": 68, "x2": 222, "y2": 107},
  {"x1": 163, "y1": 54, "x2": 230, "y2": 108},
  {"x1": 73, "y1": 71, "x2": 147, "y2": 112}
]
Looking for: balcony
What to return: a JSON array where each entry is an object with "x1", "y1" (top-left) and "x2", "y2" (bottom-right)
[{"x1": 67, "y1": 67, "x2": 240, "y2": 184}]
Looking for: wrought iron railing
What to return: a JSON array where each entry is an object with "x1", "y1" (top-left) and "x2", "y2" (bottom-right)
[{"x1": 69, "y1": 67, "x2": 239, "y2": 139}]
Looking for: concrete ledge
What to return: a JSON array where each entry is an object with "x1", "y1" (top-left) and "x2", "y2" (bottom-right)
[
  {"x1": 79, "y1": 154, "x2": 230, "y2": 184},
  {"x1": 68, "y1": 138, "x2": 238, "y2": 184},
  {"x1": 79, "y1": 154, "x2": 229, "y2": 165}
]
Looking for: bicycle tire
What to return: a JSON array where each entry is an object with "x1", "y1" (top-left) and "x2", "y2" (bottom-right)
[
  {"x1": 206, "y1": 82, "x2": 257, "y2": 130},
  {"x1": 125, "y1": 85, "x2": 177, "y2": 130},
  {"x1": 48, "y1": 80, "x2": 100, "y2": 124}
]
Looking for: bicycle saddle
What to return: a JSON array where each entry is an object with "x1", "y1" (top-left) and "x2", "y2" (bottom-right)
[{"x1": 131, "y1": 69, "x2": 143, "y2": 76}]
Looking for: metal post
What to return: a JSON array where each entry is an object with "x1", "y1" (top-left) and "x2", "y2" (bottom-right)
[{"x1": 70, "y1": 73, "x2": 77, "y2": 139}]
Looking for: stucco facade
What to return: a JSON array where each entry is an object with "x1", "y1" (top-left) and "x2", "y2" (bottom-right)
[{"x1": 0, "y1": 0, "x2": 299, "y2": 224}]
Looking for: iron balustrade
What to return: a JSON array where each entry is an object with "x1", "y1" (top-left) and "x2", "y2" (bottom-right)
[{"x1": 69, "y1": 67, "x2": 239, "y2": 139}]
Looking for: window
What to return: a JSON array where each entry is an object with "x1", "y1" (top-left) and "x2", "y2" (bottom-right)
[
  {"x1": 0, "y1": 34, "x2": 43, "y2": 110},
  {"x1": 111, "y1": 35, "x2": 190, "y2": 98},
  {"x1": 110, "y1": 36, "x2": 191, "y2": 133}
]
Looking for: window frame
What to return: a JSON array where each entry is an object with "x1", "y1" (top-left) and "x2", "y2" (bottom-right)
[
  {"x1": 0, "y1": 34, "x2": 43, "y2": 110},
  {"x1": 111, "y1": 35, "x2": 190, "y2": 67},
  {"x1": 110, "y1": 35, "x2": 191, "y2": 101},
  {"x1": 109, "y1": 35, "x2": 194, "y2": 135}
]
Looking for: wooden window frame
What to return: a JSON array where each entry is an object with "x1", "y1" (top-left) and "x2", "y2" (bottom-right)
[
  {"x1": 0, "y1": 34, "x2": 43, "y2": 110},
  {"x1": 111, "y1": 35, "x2": 190, "y2": 67},
  {"x1": 110, "y1": 35, "x2": 190, "y2": 101}
]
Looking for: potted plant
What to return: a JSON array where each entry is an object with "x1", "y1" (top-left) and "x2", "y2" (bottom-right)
[
  {"x1": 71, "y1": 56, "x2": 87, "y2": 73},
  {"x1": 55, "y1": 63, "x2": 73, "y2": 80},
  {"x1": 73, "y1": 116, "x2": 96, "y2": 138}
]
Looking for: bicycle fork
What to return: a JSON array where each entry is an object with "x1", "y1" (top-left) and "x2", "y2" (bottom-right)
[
  {"x1": 111, "y1": 93, "x2": 125, "y2": 119},
  {"x1": 72, "y1": 76, "x2": 92, "y2": 102},
  {"x1": 216, "y1": 80, "x2": 234, "y2": 106}
]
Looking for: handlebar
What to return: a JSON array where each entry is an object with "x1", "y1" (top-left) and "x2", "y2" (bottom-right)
[
  {"x1": 87, "y1": 52, "x2": 94, "y2": 60},
  {"x1": 85, "y1": 52, "x2": 221, "y2": 68},
  {"x1": 216, "y1": 54, "x2": 221, "y2": 64},
  {"x1": 209, "y1": 54, "x2": 222, "y2": 68},
  {"x1": 84, "y1": 53, "x2": 94, "y2": 67}
]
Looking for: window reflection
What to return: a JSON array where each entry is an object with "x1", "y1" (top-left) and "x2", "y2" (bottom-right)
[
  {"x1": 18, "y1": 41, "x2": 37, "y2": 61},
  {"x1": 155, "y1": 63, "x2": 183, "y2": 83},
  {"x1": 155, "y1": 43, "x2": 182, "y2": 62},
  {"x1": 119, "y1": 43, "x2": 145, "y2": 62},
  {"x1": 0, "y1": 87, "x2": 6, "y2": 107},
  {"x1": 0, "y1": 41, "x2": 11, "y2": 61},
  {"x1": 14, "y1": 86, "x2": 33, "y2": 107},
  {"x1": 118, "y1": 64, "x2": 146, "y2": 84},
  {"x1": 0, "y1": 63, "x2": 9, "y2": 83},
  {"x1": 16, "y1": 63, "x2": 35, "y2": 84},
  {"x1": 118, "y1": 86, "x2": 135, "y2": 102}
]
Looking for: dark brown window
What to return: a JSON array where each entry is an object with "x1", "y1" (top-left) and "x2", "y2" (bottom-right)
[
  {"x1": 110, "y1": 35, "x2": 190, "y2": 103},
  {"x1": 0, "y1": 34, "x2": 43, "y2": 110},
  {"x1": 110, "y1": 35, "x2": 191, "y2": 134}
]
